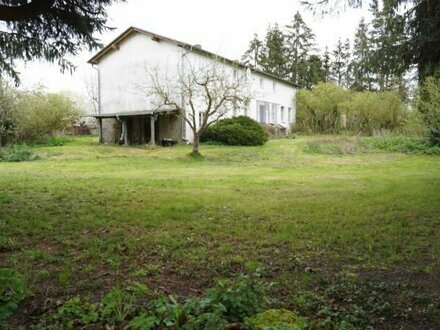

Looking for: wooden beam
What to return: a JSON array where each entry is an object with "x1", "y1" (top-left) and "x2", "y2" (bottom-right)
[
  {"x1": 150, "y1": 115, "x2": 156, "y2": 146},
  {"x1": 122, "y1": 119, "x2": 128, "y2": 145},
  {"x1": 98, "y1": 118, "x2": 103, "y2": 143}
]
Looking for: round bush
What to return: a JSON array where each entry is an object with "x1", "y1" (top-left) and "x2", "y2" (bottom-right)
[{"x1": 201, "y1": 116, "x2": 268, "y2": 146}]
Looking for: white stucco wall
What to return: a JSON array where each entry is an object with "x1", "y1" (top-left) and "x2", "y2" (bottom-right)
[{"x1": 96, "y1": 32, "x2": 296, "y2": 143}]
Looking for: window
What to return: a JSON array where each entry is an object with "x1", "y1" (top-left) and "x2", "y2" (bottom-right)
[
  {"x1": 233, "y1": 107, "x2": 237, "y2": 117},
  {"x1": 273, "y1": 81, "x2": 277, "y2": 93},
  {"x1": 260, "y1": 78, "x2": 264, "y2": 89},
  {"x1": 280, "y1": 106, "x2": 285, "y2": 122},
  {"x1": 233, "y1": 69, "x2": 237, "y2": 80},
  {"x1": 257, "y1": 101, "x2": 268, "y2": 123},
  {"x1": 288, "y1": 107, "x2": 292, "y2": 123},
  {"x1": 244, "y1": 107, "x2": 249, "y2": 117},
  {"x1": 271, "y1": 104, "x2": 278, "y2": 122}
]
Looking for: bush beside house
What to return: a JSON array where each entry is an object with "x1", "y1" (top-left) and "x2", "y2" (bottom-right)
[{"x1": 201, "y1": 116, "x2": 269, "y2": 146}]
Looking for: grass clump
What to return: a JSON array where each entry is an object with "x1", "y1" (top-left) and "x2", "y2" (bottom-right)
[
  {"x1": 0, "y1": 268, "x2": 28, "y2": 320},
  {"x1": 201, "y1": 116, "x2": 268, "y2": 146},
  {"x1": 303, "y1": 135, "x2": 440, "y2": 155},
  {"x1": 0, "y1": 144, "x2": 39, "y2": 162}
]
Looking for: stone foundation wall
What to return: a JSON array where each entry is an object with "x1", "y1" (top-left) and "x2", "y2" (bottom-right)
[{"x1": 100, "y1": 118, "x2": 121, "y2": 143}]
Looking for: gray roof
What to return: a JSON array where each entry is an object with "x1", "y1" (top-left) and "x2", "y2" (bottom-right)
[{"x1": 88, "y1": 27, "x2": 297, "y2": 88}]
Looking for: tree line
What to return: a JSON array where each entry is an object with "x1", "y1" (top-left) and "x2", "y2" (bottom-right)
[{"x1": 241, "y1": 3, "x2": 413, "y2": 98}]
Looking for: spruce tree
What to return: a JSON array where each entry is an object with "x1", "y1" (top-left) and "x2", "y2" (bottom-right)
[
  {"x1": 259, "y1": 24, "x2": 288, "y2": 78},
  {"x1": 241, "y1": 34, "x2": 263, "y2": 69},
  {"x1": 351, "y1": 18, "x2": 373, "y2": 91},
  {"x1": 370, "y1": 2, "x2": 408, "y2": 95},
  {"x1": 285, "y1": 11, "x2": 316, "y2": 86},
  {"x1": 321, "y1": 47, "x2": 331, "y2": 82},
  {"x1": 331, "y1": 38, "x2": 350, "y2": 87}
]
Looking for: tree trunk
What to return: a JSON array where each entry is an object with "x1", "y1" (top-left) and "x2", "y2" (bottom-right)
[{"x1": 191, "y1": 133, "x2": 200, "y2": 156}]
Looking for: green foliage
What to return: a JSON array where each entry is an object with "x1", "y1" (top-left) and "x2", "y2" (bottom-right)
[
  {"x1": 201, "y1": 116, "x2": 268, "y2": 146},
  {"x1": 414, "y1": 76, "x2": 440, "y2": 145},
  {"x1": 292, "y1": 274, "x2": 394, "y2": 329},
  {"x1": 246, "y1": 309, "x2": 307, "y2": 330},
  {"x1": 295, "y1": 83, "x2": 408, "y2": 135},
  {"x1": 0, "y1": 0, "x2": 124, "y2": 84},
  {"x1": 303, "y1": 135, "x2": 440, "y2": 155},
  {"x1": 52, "y1": 296, "x2": 99, "y2": 328},
  {"x1": 39, "y1": 272, "x2": 270, "y2": 328},
  {"x1": 0, "y1": 144, "x2": 39, "y2": 162},
  {"x1": 295, "y1": 83, "x2": 349, "y2": 134},
  {"x1": 340, "y1": 90, "x2": 408, "y2": 134},
  {"x1": 0, "y1": 268, "x2": 27, "y2": 319},
  {"x1": 14, "y1": 89, "x2": 82, "y2": 144},
  {"x1": 0, "y1": 81, "x2": 17, "y2": 146}
]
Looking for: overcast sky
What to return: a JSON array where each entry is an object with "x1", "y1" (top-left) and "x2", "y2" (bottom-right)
[{"x1": 16, "y1": 0, "x2": 371, "y2": 97}]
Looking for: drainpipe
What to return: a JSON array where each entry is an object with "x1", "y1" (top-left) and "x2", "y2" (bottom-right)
[
  {"x1": 180, "y1": 46, "x2": 193, "y2": 143},
  {"x1": 92, "y1": 64, "x2": 103, "y2": 143}
]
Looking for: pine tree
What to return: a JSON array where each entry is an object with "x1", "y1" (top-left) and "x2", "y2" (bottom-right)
[
  {"x1": 351, "y1": 18, "x2": 373, "y2": 91},
  {"x1": 321, "y1": 47, "x2": 331, "y2": 82},
  {"x1": 241, "y1": 34, "x2": 263, "y2": 69},
  {"x1": 370, "y1": 2, "x2": 408, "y2": 94},
  {"x1": 259, "y1": 24, "x2": 288, "y2": 78},
  {"x1": 285, "y1": 11, "x2": 316, "y2": 86},
  {"x1": 303, "y1": 55, "x2": 325, "y2": 88},
  {"x1": 331, "y1": 38, "x2": 350, "y2": 87}
]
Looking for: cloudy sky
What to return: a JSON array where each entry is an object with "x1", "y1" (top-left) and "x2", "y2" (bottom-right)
[{"x1": 16, "y1": 0, "x2": 371, "y2": 97}]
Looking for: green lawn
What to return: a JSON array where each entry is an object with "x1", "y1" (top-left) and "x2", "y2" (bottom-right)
[{"x1": 1, "y1": 136, "x2": 439, "y2": 328}]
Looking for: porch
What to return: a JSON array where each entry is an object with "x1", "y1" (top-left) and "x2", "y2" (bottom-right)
[{"x1": 94, "y1": 109, "x2": 182, "y2": 146}]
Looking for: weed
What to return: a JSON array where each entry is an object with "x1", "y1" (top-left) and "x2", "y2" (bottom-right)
[
  {"x1": 0, "y1": 268, "x2": 28, "y2": 319},
  {"x1": 0, "y1": 144, "x2": 39, "y2": 162}
]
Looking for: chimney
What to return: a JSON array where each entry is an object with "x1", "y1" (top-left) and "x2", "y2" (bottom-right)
[{"x1": 193, "y1": 44, "x2": 202, "y2": 49}]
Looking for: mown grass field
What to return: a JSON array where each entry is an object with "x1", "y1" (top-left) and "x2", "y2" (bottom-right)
[{"x1": 1, "y1": 136, "x2": 439, "y2": 328}]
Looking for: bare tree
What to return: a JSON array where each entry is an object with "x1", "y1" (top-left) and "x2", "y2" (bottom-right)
[
  {"x1": 137, "y1": 61, "x2": 251, "y2": 156},
  {"x1": 84, "y1": 69, "x2": 99, "y2": 115}
]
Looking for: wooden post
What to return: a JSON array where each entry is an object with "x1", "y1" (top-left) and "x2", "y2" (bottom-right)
[
  {"x1": 122, "y1": 118, "x2": 129, "y2": 145},
  {"x1": 98, "y1": 118, "x2": 103, "y2": 143},
  {"x1": 150, "y1": 115, "x2": 156, "y2": 146},
  {"x1": 140, "y1": 116, "x2": 145, "y2": 144}
]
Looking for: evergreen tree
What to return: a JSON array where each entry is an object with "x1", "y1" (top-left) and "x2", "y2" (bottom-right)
[
  {"x1": 321, "y1": 47, "x2": 332, "y2": 82},
  {"x1": 241, "y1": 34, "x2": 263, "y2": 69},
  {"x1": 331, "y1": 38, "x2": 351, "y2": 87},
  {"x1": 370, "y1": 2, "x2": 408, "y2": 95},
  {"x1": 303, "y1": 55, "x2": 325, "y2": 89},
  {"x1": 351, "y1": 18, "x2": 374, "y2": 91},
  {"x1": 285, "y1": 11, "x2": 316, "y2": 86},
  {"x1": 0, "y1": 0, "x2": 124, "y2": 84},
  {"x1": 259, "y1": 24, "x2": 288, "y2": 78}
]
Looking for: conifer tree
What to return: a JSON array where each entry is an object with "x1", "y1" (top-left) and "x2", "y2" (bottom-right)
[
  {"x1": 285, "y1": 11, "x2": 316, "y2": 86},
  {"x1": 321, "y1": 47, "x2": 332, "y2": 82},
  {"x1": 259, "y1": 24, "x2": 288, "y2": 78},
  {"x1": 241, "y1": 34, "x2": 263, "y2": 69},
  {"x1": 331, "y1": 38, "x2": 351, "y2": 87},
  {"x1": 351, "y1": 18, "x2": 373, "y2": 91}
]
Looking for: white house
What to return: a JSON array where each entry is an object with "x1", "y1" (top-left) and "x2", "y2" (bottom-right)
[{"x1": 88, "y1": 27, "x2": 297, "y2": 145}]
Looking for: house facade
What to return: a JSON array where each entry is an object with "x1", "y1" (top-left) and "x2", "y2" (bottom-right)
[{"x1": 88, "y1": 27, "x2": 297, "y2": 145}]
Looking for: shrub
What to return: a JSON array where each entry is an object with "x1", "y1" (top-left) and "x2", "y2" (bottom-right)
[
  {"x1": 295, "y1": 83, "x2": 350, "y2": 134},
  {"x1": 340, "y1": 91, "x2": 408, "y2": 135},
  {"x1": 295, "y1": 83, "x2": 409, "y2": 135},
  {"x1": 201, "y1": 116, "x2": 268, "y2": 146},
  {"x1": 414, "y1": 76, "x2": 440, "y2": 145},
  {"x1": 13, "y1": 89, "x2": 83, "y2": 144},
  {"x1": 0, "y1": 144, "x2": 39, "y2": 162}
]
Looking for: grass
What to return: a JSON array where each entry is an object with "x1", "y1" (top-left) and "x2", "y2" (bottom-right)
[{"x1": 0, "y1": 135, "x2": 439, "y2": 328}]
